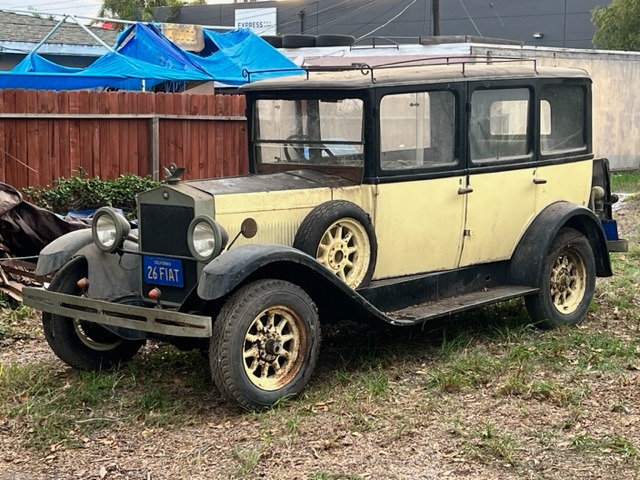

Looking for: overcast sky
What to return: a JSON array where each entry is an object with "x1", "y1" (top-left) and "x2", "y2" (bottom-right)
[{"x1": 1, "y1": 0, "x2": 261, "y2": 22}]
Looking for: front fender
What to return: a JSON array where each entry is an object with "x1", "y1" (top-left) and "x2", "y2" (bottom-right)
[
  {"x1": 197, "y1": 244, "x2": 383, "y2": 323},
  {"x1": 510, "y1": 201, "x2": 612, "y2": 287},
  {"x1": 35, "y1": 229, "x2": 94, "y2": 276},
  {"x1": 198, "y1": 244, "x2": 345, "y2": 300}
]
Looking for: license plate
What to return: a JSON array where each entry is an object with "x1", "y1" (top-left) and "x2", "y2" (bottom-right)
[{"x1": 143, "y1": 256, "x2": 184, "y2": 287}]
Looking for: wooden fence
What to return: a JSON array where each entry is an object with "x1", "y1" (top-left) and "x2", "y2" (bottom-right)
[{"x1": 0, "y1": 89, "x2": 248, "y2": 190}]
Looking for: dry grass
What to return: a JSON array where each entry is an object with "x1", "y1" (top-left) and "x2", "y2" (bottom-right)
[{"x1": 1, "y1": 179, "x2": 639, "y2": 480}]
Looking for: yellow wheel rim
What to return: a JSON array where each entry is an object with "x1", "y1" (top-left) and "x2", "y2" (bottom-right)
[
  {"x1": 315, "y1": 217, "x2": 370, "y2": 288},
  {"x1": 550, "y1": 249, "x2": 587, "y2": 314},
  {"x1": 73, "y1": 320, "x2": 123, "y2": 351},
  {"x1": 242, "y1": 306, "x2": 306, "y2": 391}
]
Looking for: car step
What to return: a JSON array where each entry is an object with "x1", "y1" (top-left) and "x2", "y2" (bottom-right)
[{"x1": 384, "y1": 285, "x2": 539, "y2": 326}]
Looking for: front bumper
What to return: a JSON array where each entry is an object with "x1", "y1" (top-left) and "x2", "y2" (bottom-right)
[{"x1": 23, "y1": 287, "x2": 212, "y2": 338}]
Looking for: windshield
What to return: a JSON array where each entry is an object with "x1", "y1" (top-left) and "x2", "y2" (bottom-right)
[{"x1": 254, "y1": 98, "x2": 364, "y2": 167}]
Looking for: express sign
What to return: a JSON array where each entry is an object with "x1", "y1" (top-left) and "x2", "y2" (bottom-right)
[{"x1": 235, "y1": 8, "x2": 277, "y2": 36}]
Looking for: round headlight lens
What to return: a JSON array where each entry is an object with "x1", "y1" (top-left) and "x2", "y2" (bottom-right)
[
  {"x1": 92, "y1": 207, "x2": 130, "y2": 253},
  {"x1": 187, "y1": 216, "x2": 226, "y2": 261}
]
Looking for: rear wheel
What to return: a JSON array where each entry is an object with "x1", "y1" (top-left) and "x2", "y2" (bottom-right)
[
  {"x1": 210, "y1": 279, "x2": 321, "y2": 410},
  {"x1": 525, "y1": 228, "x2": 596, "y2": 329},
  {"x1": 44, "y1": 257, "x2": 144, "y2": 370}
]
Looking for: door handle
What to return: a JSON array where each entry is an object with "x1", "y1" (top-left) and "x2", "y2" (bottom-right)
[
  {"x1": 533, "y1": 178, "x2": 547, "y2": 185},
  {"x1": 457, "y1": 187, "x2": 474, "y2": 195}
]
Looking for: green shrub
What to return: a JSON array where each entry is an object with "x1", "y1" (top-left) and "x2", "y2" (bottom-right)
[{"x1": 22, "y1": 173, "x2": 160, "y2": 219}]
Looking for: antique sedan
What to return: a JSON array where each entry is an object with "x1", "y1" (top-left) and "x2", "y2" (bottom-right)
[{"x1": 24, "y1": 60, "x2": 626, "y2": 409}]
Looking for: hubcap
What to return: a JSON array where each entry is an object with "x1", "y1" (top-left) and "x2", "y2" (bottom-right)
[
  {"x1": 316, "y1": 218, "x2": 370, "y2": 288},
  {"x1": 242, "y1": 306, "x2": 306, "y2": 391},
  {"x1": 549, "y1": 249, "x2": 586, "y2": 314}
]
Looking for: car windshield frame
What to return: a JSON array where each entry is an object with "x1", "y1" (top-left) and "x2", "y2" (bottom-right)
[{"x1": 252, "y1": 94, "x2": 366, "y2": 169}]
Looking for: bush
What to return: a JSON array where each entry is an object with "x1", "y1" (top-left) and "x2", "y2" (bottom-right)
[{"x1": 22, "y1": 173, "x2": 160, "y2": 219}]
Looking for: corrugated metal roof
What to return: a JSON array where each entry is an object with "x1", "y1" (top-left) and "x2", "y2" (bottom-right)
[{"x1": 0, "y1": 10, "x2": 118, "y2": 47}]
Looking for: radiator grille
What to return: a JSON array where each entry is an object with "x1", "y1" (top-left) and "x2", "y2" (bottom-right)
[{"x1": 139, "y1": 204, "x2": 197, "y2": 305}]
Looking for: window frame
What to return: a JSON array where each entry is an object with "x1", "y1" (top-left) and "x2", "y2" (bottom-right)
[{"x1": 374, "y1": 84, "x2": 465, "y2": 182}]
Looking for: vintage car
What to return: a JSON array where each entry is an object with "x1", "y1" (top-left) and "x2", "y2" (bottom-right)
[{"x1": 23, "y1": 59, "x2": 626, "y2": 410}]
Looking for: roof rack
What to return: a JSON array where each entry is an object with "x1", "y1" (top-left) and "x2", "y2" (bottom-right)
[{"x1": 242, "y1": 55, "x2": 539, "y2": 84}]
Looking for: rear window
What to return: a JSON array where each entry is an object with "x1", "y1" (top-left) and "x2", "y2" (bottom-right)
[
  {"x1": 469, "y1": 88, "x2": 531, "y2": 162},
  {"x1": 540, "y1": 84, "x2": 586, "y2": 155}
]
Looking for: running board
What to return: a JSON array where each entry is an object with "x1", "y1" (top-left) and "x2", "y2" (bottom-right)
[{"x1": 384, "y1": 285, "x2": 539, "y2": 326}]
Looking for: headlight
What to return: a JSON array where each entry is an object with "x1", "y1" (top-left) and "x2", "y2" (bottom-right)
[
  {"x1": 187, "y1": 216, "x2": 227, "y2": 262},
  {"x1": 92, "y1": 207, "x2": 130, "y2": 253}
]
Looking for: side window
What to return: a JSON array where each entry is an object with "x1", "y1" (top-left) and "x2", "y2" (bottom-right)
[
  {"x1": 380, "y1": 90, "x2": 455, "y2": 170},
  {"x1": 469, "y1": 88, "x2": 530, "y2": 162},
  {"x1": 540, "y1": 84, "x2": 586, "y2": 155}
]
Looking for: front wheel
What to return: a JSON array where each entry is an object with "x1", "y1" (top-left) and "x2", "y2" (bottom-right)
[
  {"x1": 44, "y1": 257, "x2": 145, "y2": 370},
  {"x1": 210, "y1": 279, "x2": 321, "y2": 410},
  {"x1": 525, "y1": 228, "x2": 596, "y2": 329}
]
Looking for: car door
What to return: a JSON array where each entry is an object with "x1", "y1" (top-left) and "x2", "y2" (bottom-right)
[
  {"x1": 459, "y1": 84, "x2": 537, "y2": 267},
  {"x1": 368, "y1": 88, "x2": 467, "y2": 280}
]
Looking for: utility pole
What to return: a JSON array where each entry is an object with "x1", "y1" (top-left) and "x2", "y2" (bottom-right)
[{"x1": 433, "y1": 0, "x2": 440, "y2": 36}]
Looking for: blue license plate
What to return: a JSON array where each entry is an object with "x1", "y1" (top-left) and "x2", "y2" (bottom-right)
[{"x1": 143, "y1": 256, "x2": 184, "y2": 287}]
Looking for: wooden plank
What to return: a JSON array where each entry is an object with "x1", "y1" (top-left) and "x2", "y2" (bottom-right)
[
  {"x1": 58, "y1": 90, "x2": 71, "y2": 179},
  {"x1": 37, "y1": 90, "x2": 52, "y2": 187},
  {"x1": 97, "y1": 91, "x2": 110, "y2": 179},
  {"x1": 26, "y1": 90, "x2": 40, "y2": 187},
  {"x1": 89, "y1": 91, "x2": 100, "y2": 180},
  {"x1": 77, "y1": 90, "x2": 92, "y2": 180},
  {"x1": 47, "y1": 90, "x2": 60, "y2": 183},
  {"x1": 118, "y1": 91, "x2": 130, "y2": 175},
  {"x1": 108, "y1": 91, "x2": 120, "y2": 179},
  {"x1": 140, "y1": 91, "x2": 155, "y2": 176},
  {"x1": 155, "y1": 92, "x2": 167, "y2": 175},
  {"x1": 214, "y1": 95, "x2": 225, "y2": 177},
  {"x1": 175, "y1": 93, "x2": 186, "y2": 173},
  {"x1": 14, "y1": 90, "x2": 30, "y2": 188},
  {"x1": 205, "y1": 94, "x2": 216, "y2": 179},
  {"x1": 3, "y1": 91, "x2": 18, "y2": 187},
  {"x1": 68, "y1": 91, "x2": 81, "y2": 178},
  {"x1": 197, "y1": 94, "x2": 208, "y2": 179}
]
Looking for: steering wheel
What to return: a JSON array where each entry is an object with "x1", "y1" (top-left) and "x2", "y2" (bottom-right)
[{"x1": 283, "y1": 134, "x2": 336, "y2": 163}]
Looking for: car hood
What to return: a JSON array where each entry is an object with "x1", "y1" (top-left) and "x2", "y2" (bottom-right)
[{"x1": 186, "y1": 169, "x2": 356, "y2": 196}]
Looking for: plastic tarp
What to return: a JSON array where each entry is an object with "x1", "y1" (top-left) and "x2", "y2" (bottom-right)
[
  {"x1": 190, "y1": 29, "x2": 302, "y2": 85},
  {"x1": 0, "y1": 23, "x2": 300, "y2": 91}
]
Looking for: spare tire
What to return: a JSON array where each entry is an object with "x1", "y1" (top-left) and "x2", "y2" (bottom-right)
[
  {"x1": 293, "y1": 200, "x2": 377, "y2": 289},
  {"x1": 261, "y1": 35, "x2": 283, "y2": 48},
  {"x1": 282, "y1": 34, "x2": 316, "y2": 48},
  {"x1": 316, "y1": 34, "x2": 356, "y2": 47}
]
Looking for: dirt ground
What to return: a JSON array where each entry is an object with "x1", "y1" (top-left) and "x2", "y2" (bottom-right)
[{"x1": 1, "y1": 197, "x2": 639, "y2": 480}]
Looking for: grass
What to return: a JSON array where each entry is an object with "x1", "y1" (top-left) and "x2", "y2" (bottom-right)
[
  {"x1": 0, "y1": 346, "x2": 215, "y2": 450},
  {"x1": 611, "y1": 169, "x2": 640, "y2": 193},
  {"x1": 1, "y1": 171, "x2": 639, "y2": 477}
]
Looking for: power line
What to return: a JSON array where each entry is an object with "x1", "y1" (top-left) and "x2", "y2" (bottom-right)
[
  {"x1": 356, "y1": 0, "x2": 419, "y2": 40},
  {"x1": 458, "y1": 0, "x2": 482, "y2": 36}
]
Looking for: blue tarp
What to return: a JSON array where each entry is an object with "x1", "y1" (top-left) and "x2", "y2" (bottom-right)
[{"x1": 0, "y1": 24, "x2": 301, "y2": 91}]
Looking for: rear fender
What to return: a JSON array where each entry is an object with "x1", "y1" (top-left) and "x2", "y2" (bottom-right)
[{"x1": 510, "y1": 201, "x2": 612, "y2": 287}]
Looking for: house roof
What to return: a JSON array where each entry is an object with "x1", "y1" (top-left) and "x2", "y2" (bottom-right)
[{"x1": 0, "y1": 10, "x2": 118, "y2": 56}]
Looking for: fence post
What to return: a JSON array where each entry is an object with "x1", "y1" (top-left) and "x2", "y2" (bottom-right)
[{"x1": 150, "y1": 116, "x2": 160, "y2": 181}]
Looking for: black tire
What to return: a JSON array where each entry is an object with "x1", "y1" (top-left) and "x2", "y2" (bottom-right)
[
  {"x1": 316, "y1": 34, "x2": 355, "y2": 47},
  {"x1": 210, "y1": 279, "x2": 321, "y2": 410},
  {"x1": 282, "y1": 34, "x2": 316, "y2": 48},
  {"x1": 261, "y1": 35, "x2": 283, "y2": 48},
  {"x1": 293, "y1": 200, "x2": 377, "y2": 289},
  {"x1": 525, "y1": 228, "x2": 596, "y2": 329},
  {"x1": 44, "y1": 257, "x2": 144, "y2": 371}
]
